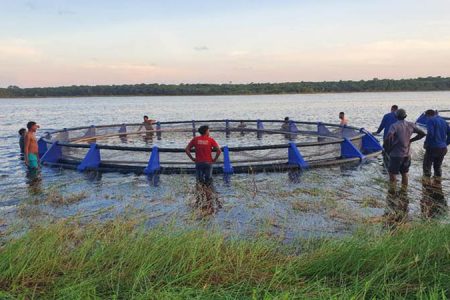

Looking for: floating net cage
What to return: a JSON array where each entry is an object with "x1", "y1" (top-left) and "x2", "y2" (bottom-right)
[{"x1": 37, "y1": 119, "x2": 383, "y2": 175}]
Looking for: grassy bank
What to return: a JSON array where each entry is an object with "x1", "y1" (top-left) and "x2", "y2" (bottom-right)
[{"x1": 0, "y1": 220, "x2": 449, "y2": 299}]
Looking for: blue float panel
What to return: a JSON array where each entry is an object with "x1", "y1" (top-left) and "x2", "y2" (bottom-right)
[
  {"x1": 341, "y1": 138, "x2": 365, "y2": 160},
  {"x1": 38, "y1": 138, "x2": 48, "y2": 158},
  {"x1": 223, "y1": 146, "x2": 233, "y2": 174},
  {"x1": 360, "y1": 129, "x2": 383, "y2": 153},
  {"x1": 288, "y1": 142, "x2": 309, "y2": 169},
  {"x1": 144, "y1": 146, "x2": 161, "y2": 175},
  {"x1": 41, "y1": 142, "x2": 62, "y2": 164},
  {"x1": 77, "y1": 143, "x2": 101, "y2": 171}
]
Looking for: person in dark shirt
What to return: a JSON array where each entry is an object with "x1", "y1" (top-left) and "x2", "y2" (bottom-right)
[
  {"x1": 18, "y1": 128, "x2": 26, "y2": 156},
  {"x1": 375, "y1": 105, "x2": 398, "y2": 139},
  {"x1": 385, "y1": 109, "x2": 425, "y2": 187},
  {"x1": 375, "y1": 105, "x2": 398, "y2": 168},
  {"x1": 423, "y1": 109, "x2": 450, "y2": 178}
]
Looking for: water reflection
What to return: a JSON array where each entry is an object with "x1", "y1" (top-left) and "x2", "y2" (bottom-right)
[
  {"x1": 421, "y1": 178, "x2": 447, "y2": 219},
  {"x1": 385, "y1": 185, "x2": 409, "y2": 225},
  {"x1": 26, "y1": 168, "x2": 43, "y2": 195},
  {"x1": 193, "y1": 182, "x2": 221, "y2": 215}
]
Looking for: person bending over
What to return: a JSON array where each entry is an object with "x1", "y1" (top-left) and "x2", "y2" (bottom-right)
[
  {"x1": 423, "y1": 109, "x2": 450, "y2": 178},
  {"x1": 185, "y1": 125, "x2": 221, "y2": 185}
]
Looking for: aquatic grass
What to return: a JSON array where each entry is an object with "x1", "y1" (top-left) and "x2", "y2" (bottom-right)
[{"x1": 0, "y1": 219, "x2": 449, "y2": 299}]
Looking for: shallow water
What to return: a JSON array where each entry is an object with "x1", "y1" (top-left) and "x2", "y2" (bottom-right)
[{"x1": 1, "y1": 92, "x2": 449, "y2": 239}]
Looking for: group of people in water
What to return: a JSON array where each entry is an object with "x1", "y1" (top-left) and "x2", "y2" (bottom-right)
[
  {"x1": 18, "y1": 108, "x2": 449, "y2": 217},
  {"x1": 373, "y1": 105, "x2": 450, "y2": 221}
]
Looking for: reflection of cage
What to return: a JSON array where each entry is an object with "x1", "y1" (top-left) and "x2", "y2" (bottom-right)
[{"x1": 38, "y1": 119, "x2": 383, "y2": 174}]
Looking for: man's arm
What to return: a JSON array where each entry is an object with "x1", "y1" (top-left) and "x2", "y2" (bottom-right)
[
  {"x1": 185, "y1": 139, "x2": 195, "y2": 162},
  {"x1": 212, "y1": 147, "x2": 222, "y2": 162},
  {"x1": 24, "y1": 133, "x2": 30, "y2": 165},
  {"x1": 410, "y1": 125, "x2": 426, "y2": 143},
  {"x1": 376, "y1": 115, "x2": 386, "y2": 134},
  {"x1": 211, "y1": 139, "x2": 221, "y2": 162},
  {"x1": 446, "y1": 123, "x2": 450, "y2": 145}
]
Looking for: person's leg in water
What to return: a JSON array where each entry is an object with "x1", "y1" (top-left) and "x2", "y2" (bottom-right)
[
  {"x1": 432, "y1": 148, "x2": 447, "y2": 178},
  {"x1": 423, "y1": 148, "x2": 433, "y2": 178}
]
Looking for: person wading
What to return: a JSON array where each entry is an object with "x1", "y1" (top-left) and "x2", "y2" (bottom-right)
[
  {"x1": 422, "y1": 109, "x2": 450, "y2": 179},
  {"x1": 24, "y1": 121, "x2": 40, "y2": 170},
  {"x1": 185, "y1": 125, "x2": 222, "y2": 213}
]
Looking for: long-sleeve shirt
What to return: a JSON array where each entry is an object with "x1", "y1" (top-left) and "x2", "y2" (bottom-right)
[
  {"x1": 376, "y1": 112, "x2": 397, "y2": 139},
  {"x1": 424, "y1": 116, "x2": 450, "y2": 149}
]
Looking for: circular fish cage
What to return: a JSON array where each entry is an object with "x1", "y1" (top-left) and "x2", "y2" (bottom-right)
[{"x1": 38, "y1": 119, "x2": 383, "y2": 174}]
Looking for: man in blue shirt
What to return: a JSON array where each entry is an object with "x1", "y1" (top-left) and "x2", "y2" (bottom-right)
[
  {"x1": 375, "y1": 105, "x2": 398, "y2": 139},
  {"x1": 374, "y1": 105, "x2": 398, "y2": 168},
  {"x1": 423, "y1": 109, "x2": 450, "y2": 178}
]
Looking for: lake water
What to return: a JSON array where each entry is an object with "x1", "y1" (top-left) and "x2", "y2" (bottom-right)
[{"x1": 1, "y1": 92, "x2": 449, "y2": 239}]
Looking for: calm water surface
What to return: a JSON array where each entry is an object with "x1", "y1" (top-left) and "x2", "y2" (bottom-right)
[{"x1": 1, "y1": 92, "x2": 449, "y2": 239}]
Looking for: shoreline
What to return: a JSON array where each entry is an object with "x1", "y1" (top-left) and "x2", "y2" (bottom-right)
[{"x1": 1, "y1": 89, "x2": 450, "y2": 100}]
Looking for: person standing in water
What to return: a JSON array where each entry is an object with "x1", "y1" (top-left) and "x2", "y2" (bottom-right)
[
  {"x1": 185, "y1": 125, "x2": 221, "y2": 185},
  {"x1": 24, "y1": 121, "x2": 40, "y2": 170},
  {"x1": 138, "y1": 115, "x2": 156, "y2": 141},
  {"x1": 422, "y1": 109, "x2": 450, "y2": 179},
  {"x1": 385, "y1": 109, "x2": 425, "y2": 187},
  {"x1": 374, "y1": 105, "x2": 398, "y2": 168},
  {"x1": 339, "y1": 112, "x2": 349, "y2": 126},
  {"x1": 375, "y1": 105, "x2": 398, "y2": 139},
  {"x1": 18, "y1": 128, "x2": 26, "y2": 158}
]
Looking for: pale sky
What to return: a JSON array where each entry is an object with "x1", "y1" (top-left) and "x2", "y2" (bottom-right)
[{"x1": 1, "y1": 0, "x2": 450, "y2": 87}]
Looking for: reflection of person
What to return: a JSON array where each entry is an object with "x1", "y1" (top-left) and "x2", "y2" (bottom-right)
[
  {"x1": 339, "y1": 112, "x2": 349, "y2": 126},
  {"x1": 24, "y1": 121, "x2": 40, "y2": 170},
  {"x1": 423, "y1": 109, "x2": 450, "y2": 179},
  {"x1": 18, "y1": 128, "x2": 26, "y2": 157},
  {"x1": 385, "y1": 109, "x2": 425, "y2": 188},
  {"x1": 385, "y1": 184, "x2": 408, "y2": 225},
  {"x1": 421, "y1": 177, "x2": 447, "y2": 219},
  {"x1": 185, "y1": 125, "x2": 221, "y2": 185}
]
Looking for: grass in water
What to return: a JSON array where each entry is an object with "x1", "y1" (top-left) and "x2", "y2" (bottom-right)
[{"x1": 0, "y1": 219, "x2": 449, "y2": 299}]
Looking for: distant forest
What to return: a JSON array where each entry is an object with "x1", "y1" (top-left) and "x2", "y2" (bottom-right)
[{"x1": 1, "y1": 77, "x2": 450, "y2": 98}]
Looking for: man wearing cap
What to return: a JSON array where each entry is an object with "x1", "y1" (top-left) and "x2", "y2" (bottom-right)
[
  {"x1": 185, "y1": 125, "x2": 222, "y2": 185},
  {"x1": 385, "y1": 109, "x2": 425, "y2": 187},
  {"x1": 423, "y1": 109, "x2": 450, "y2": 178},
  {"x1": 24, "y1": 121, "x2": 40, "y2": 170}
]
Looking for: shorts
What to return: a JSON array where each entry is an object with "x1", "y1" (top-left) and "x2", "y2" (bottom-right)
[
  {"x1": 195, "y1": 162, "x2": 213, "y2": 185},
  {"x1": 388, "y1": 156, "x2": 411, "y2": 175},
  {"x1": 28, "y1": 153, "x2": 39, "y2": 169}
]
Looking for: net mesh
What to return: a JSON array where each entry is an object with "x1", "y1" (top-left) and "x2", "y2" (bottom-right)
[{"x1": 43, "y1": 120, "x2": 369, "y2": 172}]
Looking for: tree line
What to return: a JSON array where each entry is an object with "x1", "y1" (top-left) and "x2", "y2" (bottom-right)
[{"x1": 1, "y1": 76, "x2": 450, "y2": 98}]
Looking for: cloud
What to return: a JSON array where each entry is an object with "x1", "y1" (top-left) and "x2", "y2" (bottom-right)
[
  {"x1": 0, "y1": 40, "x2": 41, "y2": 61},
  {"x1": 194, "y1": 46, "x2": 209, "y2": 51},
  {"x1": 24, "y1": 1, "x2": 37, "y2": 10},
  {"x1": 57, "y1": 9, "x2": 76, "y2": 15}
]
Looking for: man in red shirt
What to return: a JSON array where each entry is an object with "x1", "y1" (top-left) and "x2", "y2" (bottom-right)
[{"x1": 185, "y1": 125, "x2": 221, "y2": 184}]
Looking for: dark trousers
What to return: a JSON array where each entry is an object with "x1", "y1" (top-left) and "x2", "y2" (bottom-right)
[
  {"x1": 195, "y1": 162, "x2": 213, "y2": 185},
  {"x1": 423, "y1": 147, "x2": 447, "y2": 177}
]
